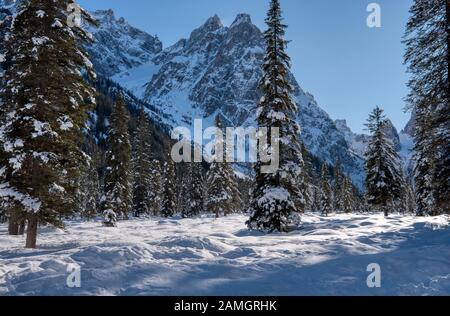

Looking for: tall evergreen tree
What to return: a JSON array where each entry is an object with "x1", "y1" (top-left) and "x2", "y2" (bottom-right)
[
  {"x1": 247, "y1": 0, "x2": 304, "y2": 232},
  {"x1": 364, "y1": 107, "x2": 405, "y2": 217},
  {"x1": 333, "y1": 158, "x2": 344, "y2": 213},
  {"x1": 161, "y1": 154, "x2": 176, "y2": 217},
  {"x1": 404, "y1": 0, "x2": 449, "y2": 215},
  {"x1": 102, "y1": 94, "x2": 132, "y2": 222},
  {"x1": 0, "y1": 0, "x2": 96, "y2": 248},
  {"x1": 403, "y1": 181, "x2": 417, "y2": 214},
  {"x1": 132, "y1": 107, "x2": 153, "y2": 217},
  {"x1": 77, "y1": 146, "x2": 100, "y2": 220},
  {"x1": 319, "y1": 164, "x2": 333, "y2": 217},
  {"x1": 177, "y1": 162, "x2": 191, "y2": 215},
  {"x1": 205, "y1": 116, "x2": 241, "y2": 217},
  {"x1": 148, "y1": 158, "x2": 163, "y2": 215},
  {"x1": 341, "y1": 177, "x2": 355, "y2": 214},
  {"x1": 183, "y1": 162, "x2": 204, "y2": 218}
]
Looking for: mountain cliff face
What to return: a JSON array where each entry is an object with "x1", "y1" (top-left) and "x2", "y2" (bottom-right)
[
  {"x1": 0, "y1": 2, "x2": 162, "y2": 78},
  {"x1": 335, "y1": 119, "x2": 414, "y2": 177},
  {"x1": 112, "y1": 14, "x2": 365, "y2": 186},
  {"x1": 0, "y1": 0, "x2": 16, "y2": 65},
  {"x1": 84, "y1": 10, "x2": 163, "y2": 78},
  {"x1": 2, "y1": 2, "x2": 412, "y2": 188}
]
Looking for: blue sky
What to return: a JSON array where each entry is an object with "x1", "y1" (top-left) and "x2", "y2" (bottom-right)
[{"x1": 78, "y1": 0, "x2": 413, "y2": 134}]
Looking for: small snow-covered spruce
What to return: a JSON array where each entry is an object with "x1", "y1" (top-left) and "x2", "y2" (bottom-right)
[
  {"x1": 161, "y1": 154, "x2": 177, "y2": 218},
  {"x1": 319, "y1": 164, "x2": 333, "y2": 217},
  {"x1": 0, "y1": 0, "x2": 96, "y2": 248},
  {"x1": 247, "y1": 0, "x2": 304, "y2": 233},
  {"x1": 132, "y1": 107, "x2": 154, "y2": 217},
  {"x1": 403, "y1": 181, "x2": 417, "y2": 214},
  {"x1": 102, "y1": 94, "x2": 132, "y2": 221},
  {"x1": 205, "y1": 116, "x2": 242, "y2": 217},
  {"x1": 404, "y1": 0, "x2": 449, "y2": 215},
  {"x1": 183, "y1": 161, "x2": 204, "y2": 218},
  {"x1": 364, "y1": 107, "x2": 405, "y2": 217},
  {"x1": 102, "y1": 209, "x2": 117, "y2": 227}
]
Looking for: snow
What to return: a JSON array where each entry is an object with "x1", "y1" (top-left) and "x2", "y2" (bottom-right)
[
  {"x1": 0, "y1": 182, "x2": 42, "y2": 213},
  {"x1": 51, "y1": 19, "x2": 63, "y2": 28},
  {"x1": 31, "y1": 36, "x2": 49, "y2": 46},
  {"x1": 1, "y1": 213, "x2": 449, "y2": 296},
  {"x1": 35, "y1": 10, "x2": 45, "y2": 18},
  {"x1": 112, "y1": 62, "x2": 161, "y2": 99},
  {"x1": 58, "y1": 116, "x2": 74, "y2": 131}
]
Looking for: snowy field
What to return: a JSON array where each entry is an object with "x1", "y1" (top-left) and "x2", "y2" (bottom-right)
[{"x1": 0, "y1": 213, "x2": 449, "y2": 296}]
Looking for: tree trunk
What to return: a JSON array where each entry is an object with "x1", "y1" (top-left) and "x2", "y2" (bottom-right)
[
  {"x1": 8, "y1": 211, "x2": 19, "y2": 235},
  {"x1": 383, "y1": 206, "x2": 389, "y2": 217},
  {"x1": 25, "y1": 216, "x2": 38, "y2": 249},
  {"x1": 18, "y1": 220, "x2": 26, "y2": 235}
]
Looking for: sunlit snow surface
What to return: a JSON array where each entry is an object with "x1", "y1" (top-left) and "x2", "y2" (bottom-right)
[{"x1": 0, "y1": 213, "x2": 449, "y2": 296}]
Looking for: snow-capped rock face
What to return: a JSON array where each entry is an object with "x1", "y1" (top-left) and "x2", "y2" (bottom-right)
[
  {"x1": 0, "y1": 2, "x2": 382, "y2": 187},
  {"x1": 0, "y1": 0, "x2": 16, "y2": 47},
  {"x1": 0, "y1": 0, "x2": 16, "y2": 11},
  {"x1": 85, "y1": 10, "x2": 163, "y2": 77},
  {"x1": 130, "y1": 14, "x2": 364, "y2": 186},
  {"x1": 383, "y1": 119, "x2": 402, "y2": 152},
  {"x1": 335, "y1": 118, "x2": 414, "y2": 176},
  {"x1": 402, "y1": 111, "x2": 416, "y2": 137},
  {"x1": 0, "y1": 3, "x2": 162, "y2": 78},
  {"x1": 335, "y1": 120, "x2": 370, "y2": 159}
]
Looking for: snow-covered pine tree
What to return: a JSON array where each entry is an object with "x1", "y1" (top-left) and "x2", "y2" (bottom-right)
[
  {"x1": 311, "y1": 185, "x2": 321, "y2": 213},
  {"x1": 161, "y1": 154, "x2": 176, "y2": 217},
  {"x1": 333, "y1": 158, "x2": 344, "y2": 213},
  {"x1": 319, "y1": 164, "x2": 333, "y2": 217},
  {"x1": 77, "y1": 145, "x2": 101, "y2": 220},
  {"x1": 148, "y1": 158, "x2": 163, "y2": 215},
  {"x1": 412, "y1": 106, "x2": 435, "y2": 216},
  {"x1": 404, "y1": 181, "x2": 417, "y2": 214},
  {"x1": 132, "y1": 106, "x2": 153, "y2": 217},
  {"x1": 205, "y1": 116, "x2": 241, "y2": 217},
  {"x1": 177, "y1": 162, "x2": 191, "y2": 215},
  {"x1": 183, "y1": 162, "x2": 204, "y2": 218},
  {"x1": 364, "y1": 107, "x2": 405, "y2": 217},
  {"x1": 102, "y1": 94, "x2": 132, "y2": 222},
  {"x1": 0, "y1": 0, "x2": 96, "y2": 248},
  {"x1": 297, "y1": 172, "x2": 313, "y2": 212},
  {"x1": 247, "y1": 0, "x2": 304, "y2": 233},
  {"x1": 404, "y1": 0, "x2": 449, "y2": 215},
  {"x1": 341, "y1": 177, "x2": 355, "y2": 214}
]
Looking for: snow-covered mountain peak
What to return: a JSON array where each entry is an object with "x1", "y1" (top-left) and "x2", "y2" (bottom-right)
[
  {"x1": 0, "y1": 0, "x2": 16, "y2": 10},
  {"x1": 85, "y1": 9, "x2": 163, "y2": 78},
  {"x1": 335, "y1": 120, "x2": 352, "y2": 134},
  {"x1": 116, "y1": 13, "x2": 365, "y2": 186},
  {"x1": 230, "y1": 13, "x2": 253, "y2": 28},
  {"x1": 93, "y1": 9, "x2": 115, "y2": 22},
  {"x1": 192, "y1": 14, "x2": 224, "y2": 35}
]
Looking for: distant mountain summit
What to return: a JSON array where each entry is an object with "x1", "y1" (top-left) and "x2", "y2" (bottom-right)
[
  {"x1": 110, "y1": 14, "x2": 366, "y2": 186},
  {"x1": 0, "y1": 3, "x2": 415, "y2": 187},
  {"x1": 85, "y1": 10, "x2": 163, "y2": 77}
]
